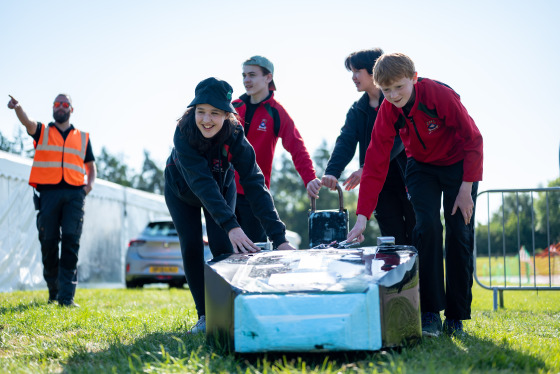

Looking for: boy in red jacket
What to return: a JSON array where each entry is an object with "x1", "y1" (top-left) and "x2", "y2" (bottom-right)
[
  {"x1": 346, "y1": 53, "x2": 483, "y2": 337},
  {"x1": 233, "y1": 56, "x2": 321, "y2": 243}
]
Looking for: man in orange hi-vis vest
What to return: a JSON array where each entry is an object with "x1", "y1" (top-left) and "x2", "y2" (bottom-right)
[{"x1": 7, "y1": 94, "x2": 96, "y2": 308}]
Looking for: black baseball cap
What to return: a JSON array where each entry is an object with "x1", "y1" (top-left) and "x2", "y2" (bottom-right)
[{"x1": 188, "y1": 77, "x2": 235, "y2": 113}]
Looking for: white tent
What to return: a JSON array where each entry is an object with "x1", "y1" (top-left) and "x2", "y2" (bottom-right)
[{"x1": 0, "y1": 150, "x2": 169, "y2": 292}]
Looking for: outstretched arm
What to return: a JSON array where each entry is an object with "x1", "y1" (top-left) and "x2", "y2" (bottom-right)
[
  {"x1": 7, "y1": 95, "x2": 38, "y2": 135},
  {"x1": 277, "y1": 111, "x2": 318, "y2": 196},
  {"x1": 342, "y1": 167, "x2": 363, "y2": 191}
]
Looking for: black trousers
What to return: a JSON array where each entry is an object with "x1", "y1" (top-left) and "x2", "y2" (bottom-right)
[
  {"x1": 235, "y1": 193, "x2": 267, "y2": 243},
  {"x1": 164, "y1": 172, "x2": 234, "y2": 318},
  {"x1": 36, "y1": 188, "x2": 85, "y2": 303},
  {"x1": 405, "y1": 158, "x2": 478, "y2": 320},
  {"x1": 374, "y1": 157, "x2": 416, "y2": 245}
]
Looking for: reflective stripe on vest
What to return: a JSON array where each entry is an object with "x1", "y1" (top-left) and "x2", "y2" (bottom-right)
[{"x1": 29, "y1": 125, "x2": 89, "y2": 187}]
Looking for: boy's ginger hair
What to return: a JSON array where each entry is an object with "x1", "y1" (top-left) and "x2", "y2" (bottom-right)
[{"x1": 373, "y1": 53, "x2": 416, "y2": 87}]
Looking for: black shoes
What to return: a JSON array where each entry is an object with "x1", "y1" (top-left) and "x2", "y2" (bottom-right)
[
  {"x1": 443, "y1": 319, "x2": 464, "y2": 336},
  {"x1": 421, "y1": 312, "x2": 442, "y2": 337},
  {"x1": 422, "y1": 312, "x2": 465, "y2": 338},
  {"x1": 58, "y1": 300, "x2": 80, "y2": 308},
  {"x1": 48, "y1": 289, "x2": 58, "y2": 304},
  {"x1": 187, "y1": 316, "x2": 206, "y2": 334}
]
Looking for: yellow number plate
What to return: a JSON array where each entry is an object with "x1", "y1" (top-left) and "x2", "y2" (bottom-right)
[{"x1": 149, "y1": 266, "x2": 179, "y2": 273}]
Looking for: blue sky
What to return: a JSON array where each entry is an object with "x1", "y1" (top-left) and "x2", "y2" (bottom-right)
[{"x1": 1, "y1": 0, "x2": 559, "y2": 193}]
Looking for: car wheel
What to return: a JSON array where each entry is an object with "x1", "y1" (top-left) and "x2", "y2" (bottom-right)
[
  {"x1": 169, "y1": 280, "x2": 185, "y2": 289},
  {"x1": 126, "y1": 280, "x2": 142, "y2": 289}
]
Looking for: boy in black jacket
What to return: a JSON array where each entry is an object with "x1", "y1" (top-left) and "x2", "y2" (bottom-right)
[{"x1": 322, "y1": 49, "x2": 415, "y2": 245}]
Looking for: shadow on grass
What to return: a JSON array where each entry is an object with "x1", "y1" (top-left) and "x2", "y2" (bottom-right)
[
  {"x1": 60, "y1": 330, "x2": 548, "y2": 373},
  {"x1": 61, "y1": 330, "x2": 207, "y2": 373},
  {"x1": 0, "y1": 300, "x2": 45, "y2": 315},
  {"x1": 233, "y1": 333, "x2": 547, "y2": 372}
]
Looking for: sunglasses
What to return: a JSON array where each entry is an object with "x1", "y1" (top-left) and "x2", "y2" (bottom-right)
[{"x1": 53, "y1": 101, "x2": 71, "y2": 109}]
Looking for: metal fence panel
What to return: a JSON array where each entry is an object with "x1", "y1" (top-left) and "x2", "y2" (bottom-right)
[{"x1": 474, "y1": 187, "x2": 560, "y2": 310}]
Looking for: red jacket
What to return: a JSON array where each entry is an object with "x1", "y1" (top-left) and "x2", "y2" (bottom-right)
[
  {"x1": 232, "y1": 92, "x2": 316, "y2": 195},
  {"x1": 357, "y1": 78, "x2": 483, "y2": 218}
]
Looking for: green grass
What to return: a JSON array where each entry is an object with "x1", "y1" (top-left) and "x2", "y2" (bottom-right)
[{"x1": 1, "y1": 285, "x2": 559, "y2": 373}]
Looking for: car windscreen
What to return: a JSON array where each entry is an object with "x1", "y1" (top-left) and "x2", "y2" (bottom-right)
[{"x1": 142, "y1": 222, "x2": 178, "y2": 237}]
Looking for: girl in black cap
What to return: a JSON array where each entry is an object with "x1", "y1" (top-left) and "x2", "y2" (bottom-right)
[{"x1": 164, "y1": 77, "x2": 295, "y2": 334}]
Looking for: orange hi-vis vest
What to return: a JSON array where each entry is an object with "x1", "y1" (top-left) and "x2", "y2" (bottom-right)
[{"x1": 29, "y1": 124, "x2": 89, "y2": 188}]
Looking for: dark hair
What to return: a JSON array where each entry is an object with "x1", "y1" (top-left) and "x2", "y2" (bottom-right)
[
  {"x1": 259, "y1": 66, "x2": 271, "y2": 76},
  {"x1": 177, "y1": 107, "x2": 237, "y2": 153},
  {"x1": 55, "y1": 93, "x2": 73, "y2": 105},
  {"x1": 344, "y1": 48, "x2": 384, "y2": 75}
]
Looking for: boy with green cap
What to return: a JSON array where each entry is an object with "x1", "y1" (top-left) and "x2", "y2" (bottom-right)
[{"x1": 233, "y1": 55, "x2": 321, "y2": 244}]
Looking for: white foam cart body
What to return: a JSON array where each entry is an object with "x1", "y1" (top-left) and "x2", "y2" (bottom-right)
[{"x1": 204, "y1": 246, "x2": 421, "y2": 352}]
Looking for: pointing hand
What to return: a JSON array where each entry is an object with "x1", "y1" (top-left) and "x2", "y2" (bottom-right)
[{"x1": 7, "y1": 95, "x2": 19, "y2": 109}]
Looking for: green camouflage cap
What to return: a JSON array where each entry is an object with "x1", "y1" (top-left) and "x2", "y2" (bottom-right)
[{"x1": 243, "y1": 55, "x2": 276, "y2": 90}]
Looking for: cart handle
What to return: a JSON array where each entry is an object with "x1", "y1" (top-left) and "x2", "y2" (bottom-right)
[{"x1": 310, "y1": 184, "x2": 344, "y2": 213}]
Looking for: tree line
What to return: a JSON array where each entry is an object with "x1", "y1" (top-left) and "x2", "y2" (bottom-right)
[
  {"x1": 2, "y1": 129, "x2": 557, "y2": 252},
  {"x1": 0, "y1": 130, "x2": 380, "y2": 247},
  {"x1": 475, "y1": 180, "x2": 560, "y2": 256}
]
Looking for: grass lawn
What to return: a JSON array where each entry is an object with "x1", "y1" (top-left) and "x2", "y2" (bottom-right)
[{"x1": 1, "y1": 284, "x2": 559, "y2": 373}]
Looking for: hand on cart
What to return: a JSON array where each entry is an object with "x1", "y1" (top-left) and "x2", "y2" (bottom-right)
[
  {"x1": 306, "y1": 178, "x2": 322, "y2": 199},
  {"x1": 228, "y1": 227, "x2": 261, "y2": 253},
  {"x1": 346, "y1": 214, "x2": 367, "y2": 244}
]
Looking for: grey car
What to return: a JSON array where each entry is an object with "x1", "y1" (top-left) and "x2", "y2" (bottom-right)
[{"x1": 125, "y1": 220, "x2": 211, "y2": 288}]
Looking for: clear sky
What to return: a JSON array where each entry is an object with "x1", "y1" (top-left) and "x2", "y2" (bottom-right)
[{"x1": 1, "y1": 0, "x2": 559, "y2": 193}]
